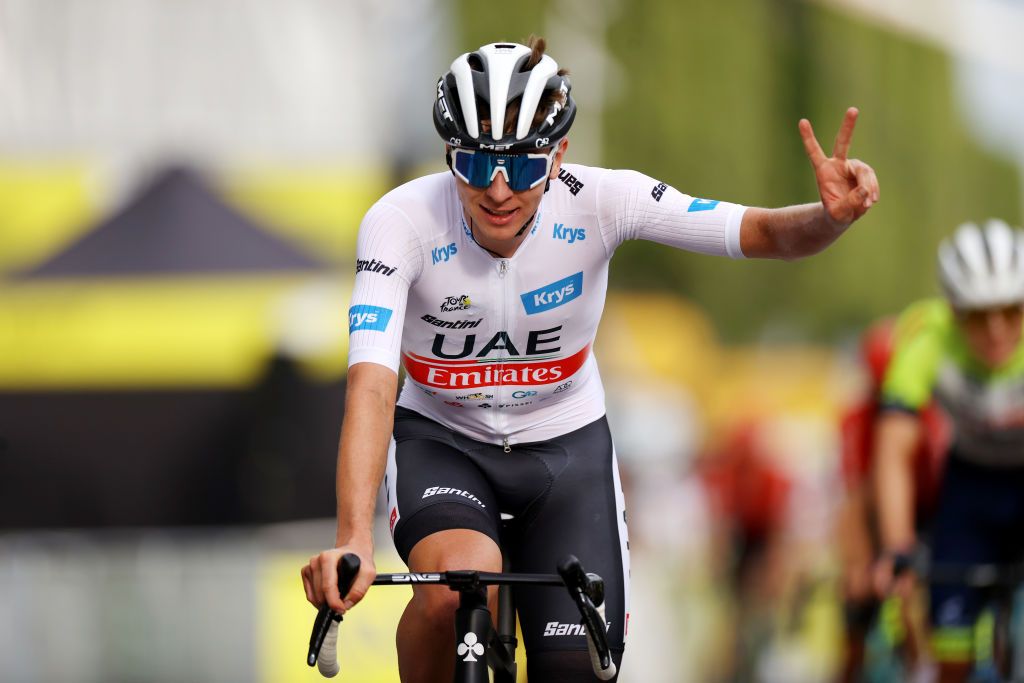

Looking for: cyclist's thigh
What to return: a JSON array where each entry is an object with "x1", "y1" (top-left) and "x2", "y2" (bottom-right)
[
  {"x1": 508, "y1": 416, "x2": 629, "y2": 667},
  {"x1": 387, "y1": 407, "x2": 502, "y2": 564}
]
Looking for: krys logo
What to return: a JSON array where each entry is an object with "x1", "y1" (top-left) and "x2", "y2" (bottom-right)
[
  {"x1": 349, "y1": 305, "x2": 393, "y2": 333},
  {"x1": 688, "y1": 198, "x2": 720, "y2": 212},
  {"x1": 552, "y1": 223, "x2": 586, "y2": 244},
  {"x1": 521, "y1": 272, "x2": 583, "y2": 315},
  {"x1": 432, "y1": 242, "x2": 458, "y2": 265}
]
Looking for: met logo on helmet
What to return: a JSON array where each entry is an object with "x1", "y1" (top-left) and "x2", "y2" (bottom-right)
[
  {"x1": 349, "y1": 305, "x2": 393, "y2": 333},
  {"x1": 436, "y1": 79, "x2": 453, "y2": 122},
  {"x1": 521, "y1": 272, "x2": 583, "y2": 315}
]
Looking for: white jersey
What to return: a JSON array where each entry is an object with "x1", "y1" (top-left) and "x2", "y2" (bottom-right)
[{"x1": 347, "y1": 163, "x2": 746, "y2": 445}]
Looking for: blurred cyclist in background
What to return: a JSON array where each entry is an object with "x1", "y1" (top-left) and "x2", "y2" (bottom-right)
[
  {"x1": 874, "y1": 220, "x2": 1024, "y2": 683},
  {"x1": 301, "y1": 36, "x2": 879, "y2": 681},
  {"x1": 836, "y1": 318, "x2": 950, "y2": 683}
]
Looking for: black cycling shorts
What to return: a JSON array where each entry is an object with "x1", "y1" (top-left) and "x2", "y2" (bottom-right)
[
  {"x1": 384, "y1": 407, "x2": 630, "y2": 661},
  {"x1": 929, "y1": 453, "x2": 1024, "y2": 633}
]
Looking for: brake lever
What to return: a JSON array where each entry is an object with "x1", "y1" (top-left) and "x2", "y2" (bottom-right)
[
  {"x1": 307, "y1": 553, "x2": 361, "y2": 668},
  {"x1": 557, "y1": 555, "x2": 613, "y2": 673}
]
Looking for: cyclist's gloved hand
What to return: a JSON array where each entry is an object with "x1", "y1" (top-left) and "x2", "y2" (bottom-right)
[
  {"x1": 301, "y1": 541, "x2": 377, "y2": 614},
  {"x1": 872, "y1": 549, "x2": 916, "y2": 599}
]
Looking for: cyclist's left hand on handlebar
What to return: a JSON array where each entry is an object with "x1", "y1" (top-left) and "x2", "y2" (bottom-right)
[
  {"x1": 300, "y1": 543, "x2": 377, "y2": 615},
  {"x1": 872, "y1": 551, "x2": 916, "y2": 600},
  {"x1": 799, "y1": 107, "x2": 880, "y2": 227}
]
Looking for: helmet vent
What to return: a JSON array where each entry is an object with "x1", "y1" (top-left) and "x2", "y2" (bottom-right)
[{"x1": 467, "y1": 54, "x2": 484, "y2": 72}]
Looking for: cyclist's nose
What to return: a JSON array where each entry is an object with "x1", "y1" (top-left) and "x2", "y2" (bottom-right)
[
  {"x1": 985, "y1": 310, "x2": 1009, "y2": 339},
  {"x1": 485, "y1": 172, "x2": 514, "y2": 203}
]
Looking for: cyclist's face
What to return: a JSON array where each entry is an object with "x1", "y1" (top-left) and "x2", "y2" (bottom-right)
[
  {"x1": 956, "y1": 303, "x2": 1024, "y2": 368},
  {"x1": 452, "y1": 139, "x2": 568, "y2": 252}
]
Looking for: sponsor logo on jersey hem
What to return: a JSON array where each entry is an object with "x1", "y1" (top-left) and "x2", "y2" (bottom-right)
[
  {"x1": 356, "y1": 258, "x2": 397, "y2": 276},
  {"x1": 403, "y1": 344, "x2": 591, "y2": 389},
  {"x1": 521, "y1": 272, "x2": 583, "y2": 315},
  {"x1": 455, "y1": 392, "x2": 493, "y2": 401}
]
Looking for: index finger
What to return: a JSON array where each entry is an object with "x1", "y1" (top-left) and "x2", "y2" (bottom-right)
[
  {"x1": 832, "y1": 107, "x2": 859, "y2": 160},
  {"x1": 799, "y1": 118, "x2": 827, "y2": 167},
  {"x1": 318, "y1": 555, "x2": 345, "y2": 612}
]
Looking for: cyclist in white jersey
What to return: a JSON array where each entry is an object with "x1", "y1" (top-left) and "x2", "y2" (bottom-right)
[{"x1": 301, "y1": 37, "x2": 880, "y2": 681}]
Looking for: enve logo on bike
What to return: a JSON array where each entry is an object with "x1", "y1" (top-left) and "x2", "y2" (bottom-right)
[{"x1": 392, "y1": 573, "x2": 442, "y2": 583}]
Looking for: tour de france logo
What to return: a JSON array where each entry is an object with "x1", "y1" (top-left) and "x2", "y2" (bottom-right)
[{"x1": 441, "y1": 295, "x2": 471, "y2": 313}]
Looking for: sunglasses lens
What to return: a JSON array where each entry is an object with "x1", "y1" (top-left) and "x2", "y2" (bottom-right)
[
  {"x1": 452, "y1": 150, "x2": 490, "y2": 188},
  {"x1": 508, "y1": 156, "x2": 550, "y2": 191},
  {"x1": 451, "y1": 150, "x2": 550, "y2": 191}
]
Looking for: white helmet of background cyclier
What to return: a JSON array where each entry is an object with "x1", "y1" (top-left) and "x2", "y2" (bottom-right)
[
  {"x1": 938, "y1": 219, "x2": 1024, "y2": 310},
  {"x1": 433, "y1": 42, "x2": 576, "y2": 153}
]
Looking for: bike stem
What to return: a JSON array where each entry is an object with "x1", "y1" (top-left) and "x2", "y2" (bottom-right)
[{"x1": 453, "y1": 586, "x2": 492, "y2": 683}]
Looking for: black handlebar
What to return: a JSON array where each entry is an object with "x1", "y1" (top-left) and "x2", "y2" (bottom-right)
[
  {"x1": 306, "y1": 553, "x2": 614, "y2": 676},
  {"x1": 307, "y1": 553, "x2": 360, "y2": 667}
]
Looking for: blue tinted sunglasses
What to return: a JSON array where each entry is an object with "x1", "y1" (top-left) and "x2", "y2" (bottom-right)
[{"x1": 449, "y1": 147, "x2": 555, "y2": 191}]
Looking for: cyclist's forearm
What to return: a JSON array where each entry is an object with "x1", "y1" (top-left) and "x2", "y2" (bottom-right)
[
  {"x1": 872, "y1": 411, "x2": 921, "y2": 552},
  {"x1": 335, "y1": 362, "x2": 398, "y2": 547},
  {"x1": 740, "y1": 203, "x2": 849, "y2": 260}
]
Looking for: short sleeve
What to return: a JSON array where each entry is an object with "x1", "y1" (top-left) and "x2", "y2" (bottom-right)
[
  {"x1": 346, "y1": 202, "x2": 423, "y2": 373},
  {"x1": 881, "y1": 300, "x2": 949, "y2": 412},
  {"x1": 596, "y1": 169, "x2": 746, "y2": 258}
]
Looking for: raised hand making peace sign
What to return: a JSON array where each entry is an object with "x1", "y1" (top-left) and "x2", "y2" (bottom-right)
[{"x1": 800, "y1": 107, "x2": 879, "y2": 227}]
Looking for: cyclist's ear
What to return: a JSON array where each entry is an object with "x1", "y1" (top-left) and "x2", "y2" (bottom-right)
[{"x1": 552, "y1": 138, "x2": 569, "y2": 176}]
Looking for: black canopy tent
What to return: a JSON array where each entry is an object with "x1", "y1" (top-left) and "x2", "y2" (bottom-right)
[
  {"x1": 0, "y1": 167, "x2": 346, "y2": 528},
  {"x1": 18, "y1": 167, "x2": 326, "y2": 278}
]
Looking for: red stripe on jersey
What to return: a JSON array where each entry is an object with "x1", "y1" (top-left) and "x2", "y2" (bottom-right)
[{"x1": 403, "y1": 345, "x2": 591, "y2": 389}]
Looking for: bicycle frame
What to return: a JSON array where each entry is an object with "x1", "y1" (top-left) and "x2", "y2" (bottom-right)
[{"x1": 307, "y1": 553, "x2": 616, "y2": 682}]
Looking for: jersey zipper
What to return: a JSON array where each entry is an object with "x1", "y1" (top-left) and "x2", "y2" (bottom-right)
[{"x1": 497, "y1": 258, "x2": 510, "y2": 451}]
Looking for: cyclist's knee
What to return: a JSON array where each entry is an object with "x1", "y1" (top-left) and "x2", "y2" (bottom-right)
[
  {"x1": 407, "y1": 528, "x2": 502, "y2": 573},
  {"x1": 408, "y1": 586, "x2": 462, "y2": 627}
]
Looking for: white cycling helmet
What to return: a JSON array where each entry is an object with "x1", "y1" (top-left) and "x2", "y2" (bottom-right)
[
  {"x1": 938, "y1": 219, "x2": 1024, "y2": 310},
  {"x1": 433, "y1": 42, "x2": 575, "y2": 153}
]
